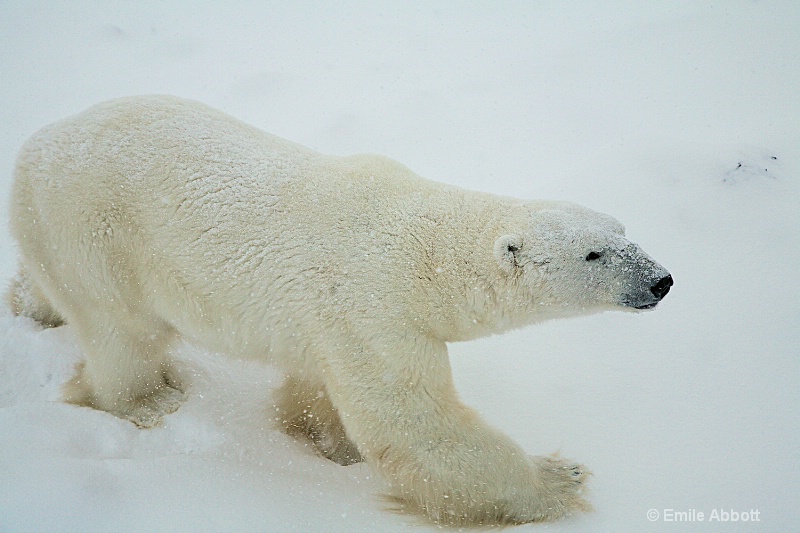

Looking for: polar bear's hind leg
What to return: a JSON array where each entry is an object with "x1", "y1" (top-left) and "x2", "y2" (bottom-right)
[
  {"x1": 6, "y1": 265, "x2": 64, "y2": 328},
  {"x1": 64, "y1": 310, "x2": 185, "y2": 428}
]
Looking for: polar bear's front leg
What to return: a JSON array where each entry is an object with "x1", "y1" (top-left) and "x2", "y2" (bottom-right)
[{"x1": 320, "y1": 336, "x2": 591, "y2": 526}]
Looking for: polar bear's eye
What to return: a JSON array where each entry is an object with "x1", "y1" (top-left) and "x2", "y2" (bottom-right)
[{"x1": 585, "y1": 251, "x2": 603, "y2": 261}]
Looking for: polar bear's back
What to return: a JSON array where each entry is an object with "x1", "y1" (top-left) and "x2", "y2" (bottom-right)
[
  {"x1": 11, "y1": 96, "x2": 340, "y2": 265},
  {"x1": 13, "y1": 95, "x2": 432, "y2": 234},
  {"x1": 10, "y1": 97, "x2": 334, "y2": 342},
  {"x1": 10, "y1": 96, "x2": 444, "y2": 357},
  {"x1": 14, "y1": 95, "x2": 319, "y2": 207}
]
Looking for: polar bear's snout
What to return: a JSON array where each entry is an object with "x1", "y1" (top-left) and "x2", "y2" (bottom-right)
[
  {"x1": 631, "y1": 273, "x2": 673, "y2": 309},
  {"x1": 651, "y1": 274, "x2": 673, "y2": 300},
  {"x1": 612, "y1": 243, "x2": 673, "y2": 310},
  {"x1": 627, "y1": 271, "x2": 673, "y2": 310}
]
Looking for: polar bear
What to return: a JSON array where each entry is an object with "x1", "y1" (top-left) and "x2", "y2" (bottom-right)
[{"x1": 7, "y1": 96, "x2": 672, "y2": 526}]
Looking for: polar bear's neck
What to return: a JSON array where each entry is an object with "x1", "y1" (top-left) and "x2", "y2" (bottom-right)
[
  {"x1": 310, "y1": 155, "x2": 537, "y2": 342},
  {"x1": 404, "y1": 188, "x2": 535, "y2": 342}
]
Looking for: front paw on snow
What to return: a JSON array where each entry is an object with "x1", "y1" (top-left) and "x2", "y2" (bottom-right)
[
  {"x1": 533, "y1": 454, "x2": 591, "y2": 482},
  {"x1": 529, "y1": 454, "x2": 593, "y2": 517}
]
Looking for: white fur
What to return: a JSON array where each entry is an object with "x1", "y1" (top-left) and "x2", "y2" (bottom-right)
[{"x1": 8, "y1": 96, "x2": 671, "y2": 526}]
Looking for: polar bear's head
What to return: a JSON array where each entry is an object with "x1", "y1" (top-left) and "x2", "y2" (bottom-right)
[{"x1": 494, "y1": 201, "x2": 672, "y2": 318}]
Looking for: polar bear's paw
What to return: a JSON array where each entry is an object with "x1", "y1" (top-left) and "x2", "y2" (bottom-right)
[
  {"x1": 308, "y1": 425, "x2": 363, "y2": 466},
  {"x1": 382, "y1": 446, "x2": 591, "y2": 526},
  {"x1": 122, "y1": 385, "x2": 186, "y2": 428},
  {"x1": 6, "y1": 266, "x2": 65, "y2": 328},
  {"x1": 64, "y1": 362, "x2": 186, "y2": 428},
  {"x1": 525, "y1": 454, "x2": 592, "y2": 521}
]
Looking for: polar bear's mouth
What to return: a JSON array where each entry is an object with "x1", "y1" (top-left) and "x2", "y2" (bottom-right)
[{"x1": 625, "y1": 274, "x2": 673, "y2": 310}]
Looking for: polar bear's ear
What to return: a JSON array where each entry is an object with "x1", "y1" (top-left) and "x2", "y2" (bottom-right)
[{"x1": 494, "y1": 234, "x2": 523, "y2": 273}]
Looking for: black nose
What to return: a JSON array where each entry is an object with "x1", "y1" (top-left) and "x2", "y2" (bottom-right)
[{"x1": 651, "y1": 274, "x2": 673, "y2": 300}]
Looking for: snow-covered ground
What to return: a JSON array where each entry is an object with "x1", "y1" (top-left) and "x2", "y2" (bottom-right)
[{"x1": 1, "y1": 2, "x2": 798, "y2": 531}]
